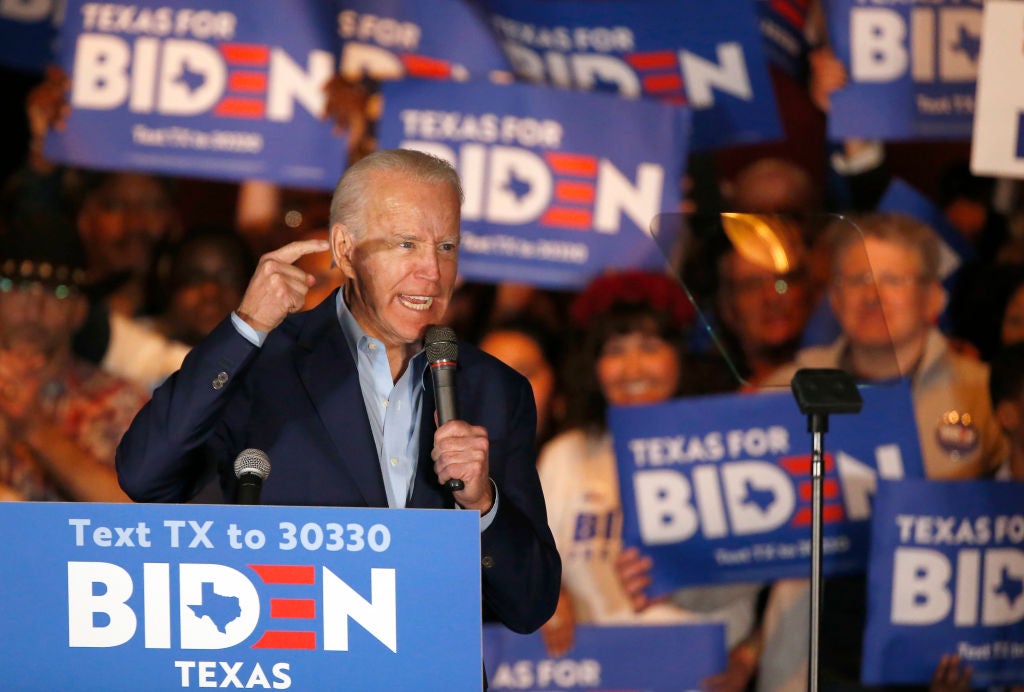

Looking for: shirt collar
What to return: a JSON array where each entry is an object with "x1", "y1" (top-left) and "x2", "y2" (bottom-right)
[{"x1": 335, "y1": 289, "x2": 428, "y2": 387}]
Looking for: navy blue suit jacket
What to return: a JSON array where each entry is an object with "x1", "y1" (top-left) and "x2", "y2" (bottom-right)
[{"x1": 117, "y1": 291, "x2": 560, "y2": 633}]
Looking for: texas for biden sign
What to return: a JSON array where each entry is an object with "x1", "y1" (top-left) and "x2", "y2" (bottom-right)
[
  {"x1": 0, "y1": 502, "x2": 481, "y2": 691},
  {"x1": 611, "y1": 383, "x2": 925, "y2": 593}
]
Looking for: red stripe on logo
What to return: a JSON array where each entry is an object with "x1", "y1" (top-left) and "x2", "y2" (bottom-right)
[
  {"x1": 771, "y1": 0, "x2": 806, "y2": 28},
  {"x1": 214, "y1": 97, "x2": 265, "y2": 119},
  {"x1": 791, "y1": 503, "x2": 845, "y2": 526},
  {"x1": 797, "y1": 478, "x2": 840, "y2": 502},
  {"x1": 270, "y1": 598, "x2": 317, "y2": 619},
  {"x1": 252, "y1": 630, "x2": 317, "y2": 650},
  {"x1": 554, "y1": 181, "x2": 595, "y2": 204},
  {"x1": 642, "y1": 74, "x2": 684, "y2": 93},
  {"x1": 228, "y1": 71, "x2": 268, "y2": 93},
  {"x1": 541, "y1": 207, "x2": 593, "y2": 230},
  {"x1": 249, "y1": 565, "x2": 316, "y2": 585},
  {"x1": 625, "y1": 50, "x2": 677, "y2": 71},
  {"x1": 401, "y1": 53, "x2": 452, "y2": 80},
  {"x1": 220, "y1": 43, "x2": 269, "y2": 66},
  {"x1": 779, "y1": 453, "x2": 834, "y2": 476},
  {"x1": 543, "y1": 152, "x2": 597, "y2": 178}
]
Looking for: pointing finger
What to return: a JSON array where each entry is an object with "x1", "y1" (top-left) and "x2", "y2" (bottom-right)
[{"x1": 265, "y1": 239, "x2": 331, "y2": 266}]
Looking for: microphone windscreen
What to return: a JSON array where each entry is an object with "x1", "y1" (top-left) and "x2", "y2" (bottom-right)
[
  {"x1": 234, "y1": 448, "x2": 271, "y2": 480},
  {"x1": 425, "y1": 324, "x2": 458, "y2": 364}
]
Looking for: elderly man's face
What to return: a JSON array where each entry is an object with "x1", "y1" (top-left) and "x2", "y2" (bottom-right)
[{"x1": 334, "y1": 171, "x2": 460, "y2": 349}]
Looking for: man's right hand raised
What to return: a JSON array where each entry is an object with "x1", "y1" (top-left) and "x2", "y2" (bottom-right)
[{"x1": 235, "y1": 239, "x2": 330, "y2": 333}]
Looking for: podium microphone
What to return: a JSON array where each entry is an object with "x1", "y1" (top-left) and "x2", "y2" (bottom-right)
[
  {"x1": 234, "y1": 448, "x2": 271, "y2": 505},
  {"x1": 425, "y1": 325, "x2": 464, "y2": 492}
]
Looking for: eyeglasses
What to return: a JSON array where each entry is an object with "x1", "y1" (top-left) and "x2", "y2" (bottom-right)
[
  {"x1": 833, "y1": 273, "x2": 926, "y2": 291},
  {"x1": 0, "y1": 278, "x2": 80, "y2": 300}
]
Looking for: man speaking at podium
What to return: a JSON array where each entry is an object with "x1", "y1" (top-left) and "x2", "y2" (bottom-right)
[{"x1": 116, "y1": 148, "x2": 560, "y2": 637}]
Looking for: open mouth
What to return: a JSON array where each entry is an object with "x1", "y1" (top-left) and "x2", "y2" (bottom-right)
[{"x1": 398, "y1": 295, "x2": 434, "y2": 311}]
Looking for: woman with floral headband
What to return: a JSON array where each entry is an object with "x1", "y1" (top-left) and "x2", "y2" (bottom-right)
[{"x1": 536, "y1": 270, "x2": 762, "y2": 689}]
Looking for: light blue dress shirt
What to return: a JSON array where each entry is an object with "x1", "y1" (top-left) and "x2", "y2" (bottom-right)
[{"x1": 231, "y1": 295, "x2": 496, "y2": 526}]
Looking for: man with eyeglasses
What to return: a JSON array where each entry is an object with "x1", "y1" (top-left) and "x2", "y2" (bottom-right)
[
  {"x1": 0, "y1": 228, "x2": 148, "y2": 502},
  {"x1": 755, "y1": 211, "x2": 1006, "y2": 692}
]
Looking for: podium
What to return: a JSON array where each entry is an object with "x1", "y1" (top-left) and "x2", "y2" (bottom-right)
[{"x1": 0, "y1": 502, "x2": 483, "y2": 691}]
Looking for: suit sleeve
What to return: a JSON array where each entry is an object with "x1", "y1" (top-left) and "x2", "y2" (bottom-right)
[
  {"x1": 116, "y1": 317, "x2": 258, "y2": 502},
  {"x1": 479, "y1": 375, "x2": 561, "y2": 633}
]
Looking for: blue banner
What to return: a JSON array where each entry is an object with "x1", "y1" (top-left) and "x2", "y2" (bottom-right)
[
  {"x1": 862, "y1": 479, "x2": 1024, "y2": 688},
  {"x1": 610, "y1": 383, "x2": 926, "y2": 593},
  {"x1": 824, "y1": 0, "x2": 983, "y2": 140},
  {"x1": 378, "y1": 78, "x2": 688, "y2": 289},
  {"x1": 757, "y1": 0, "x2": 811, "y2": 79},
  {"x1": 478, "y1": 0, "x2": 781, "y2": 150},
  {"x1": 483, "y1": 623, "x2": 726, "y2": 691},
  {"x1": 0, "y1": 502, "x2": 482, "y2": 691},
  {"x1": 0, "y1": 0, "x2": 61, "y2": 72},
  {"x1": 45, "y1": 0, "x2": 347, "y2": 188},
  {"x1": 336, "y1": 0, "x2": 512, "y2": 82}
]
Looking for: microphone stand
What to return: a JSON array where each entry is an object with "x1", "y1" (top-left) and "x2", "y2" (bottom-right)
[{"x1": 789, "y1": 369, "x2": 862, "y2": 692}]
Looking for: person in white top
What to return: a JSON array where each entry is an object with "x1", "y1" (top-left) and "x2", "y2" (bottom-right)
[{"x1": 537, "y1": 270, "x2": 761, "y2": 686}]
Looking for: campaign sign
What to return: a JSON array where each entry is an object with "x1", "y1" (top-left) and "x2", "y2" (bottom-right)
[
  {"x1": 483, "y1": 622, "x2": 726, "y2": 692},
  {"x1": 0, "y1": 0, "x2": 61, "y2": 72},
  {"x1": 478, "y1": 0, "x2": 781, "y2": 150},
  {"x1": 611, "y1": 383, "x2": 925, "y2": 594},
  {"x1": 970, "y1": 1, "x2": 1024, "y2": 178},
  {"x1": 862, "y1": 480, "x2": 1024, "y2": 688},
  {"x1": 378, "y1": 79, "x2": 687, "y2": 289},
  {"x1": 0, "y1": 502, "x2": 482, "y2": 691},
  {"x1": 45, "y1": 0, "x2": 347, "y2": 188},
  {"x1": 336, "y1": 0, "x2": 512, "y2": 83},
  {"x1": 824, "y1": 0, "x2": 983, "y2": 140},
  {"x1": 756, "y1": 0, "x2": 811, "y2": 79}
]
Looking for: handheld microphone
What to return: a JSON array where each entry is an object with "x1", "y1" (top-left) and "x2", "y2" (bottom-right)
[
  {"x1": 425, "y1": 324, "x2": 464, "y2": 492},
  {"x1": 234, "y1": 448, "x2": 271, "y2": 505}
]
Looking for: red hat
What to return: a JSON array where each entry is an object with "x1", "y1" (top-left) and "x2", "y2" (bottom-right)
[{"x1": 570, "y1": 270, "x2": 695, "y2": 331}]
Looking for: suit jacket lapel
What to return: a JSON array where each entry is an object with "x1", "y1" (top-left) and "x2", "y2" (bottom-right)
[{"x1": 296, "y1": 293, "x2": 388, "y2": 507}]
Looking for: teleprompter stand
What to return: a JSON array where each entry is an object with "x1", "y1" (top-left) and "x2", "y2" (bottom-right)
[{"x1": 790, "y1": 368, "x2": 863, "y2": 692}]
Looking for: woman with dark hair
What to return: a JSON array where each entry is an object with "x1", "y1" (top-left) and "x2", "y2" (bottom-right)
[{"x1": 537, "y1": 270, "x2": 761, "y2": 687}]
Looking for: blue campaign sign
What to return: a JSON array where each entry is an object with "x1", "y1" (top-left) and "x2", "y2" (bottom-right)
[
  {"x1": 610, "y1": 383, "x2": 926, "y2": 594},
  {"x1": 483, "y1": 622, "x2": 726, "y2": 691},
  {"x1": 0, "y1": 502, "x2": 482, "y2": 691},
  {"x1": 824, "y1": 0, "x2": 983, "y2": 140},
  {"x1": 45, "y1": 0, "x2": 347, "y2": 188},
  {"x1": 478, "y1": 0, "x2": 781, "y2": 150},
  {"x1": 336, "y1": 0, "x2": 512, "y2": 82},
  {"x1": 862, "y1": 479, "x2": 1024, "y2": 688},
  {"x1": 378, "y1": 78, "x2": 688, "y2": 289},
  {"x1": 756, "y1": 0, "x2": 811, "y2": 79},
  {"x1": 0, "y1": 0, "x2": 61, "y2": 72}
]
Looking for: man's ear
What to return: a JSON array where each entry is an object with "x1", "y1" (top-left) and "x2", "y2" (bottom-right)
[{"x1": 331, "y1": 223, "x2": 356, "y2": 280}]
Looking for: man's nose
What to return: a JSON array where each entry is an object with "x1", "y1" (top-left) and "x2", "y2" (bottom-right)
[{"x1": 417, "y1": 248, "x2": 441, "y2": 280}]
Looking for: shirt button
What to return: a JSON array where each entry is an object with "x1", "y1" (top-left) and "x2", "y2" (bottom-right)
[
  {"x1": 212, "y1": 371, "x2": 229, "y2": 390},
  {"x1": 368, "y1": 343, "x2": 377, "y2": 351},
  {"x1": 389, "y1": 457, "x2": 398, "y2": 466},
  {"x1": 481, "y1": 556, "x2": 495, "y2": 569}
]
